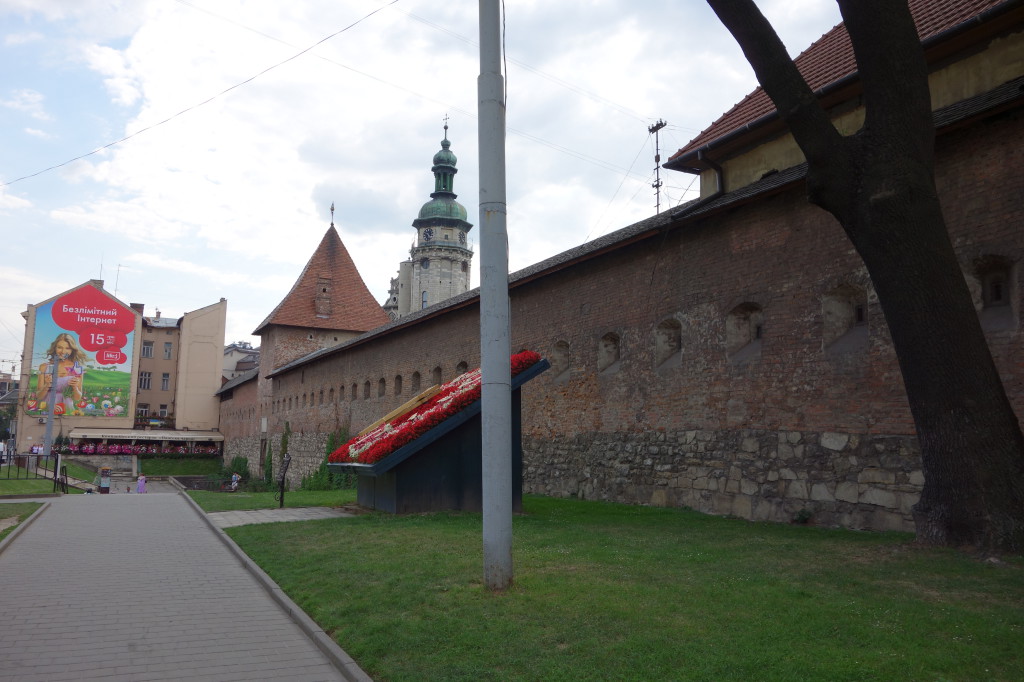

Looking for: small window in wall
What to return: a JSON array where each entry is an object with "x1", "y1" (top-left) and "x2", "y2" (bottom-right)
[
  {"x1": 319, "y1": 389, "x2": 324, "y2": 405},
  {"x1": 972, "y1": 255, "x2": 1015, "y2": 331},
  {"x1": 137, "y1": 403, "x2": 150, "y2": 417},
  {"x1": 456, "y1": 361, "x2": 468, "y2": 375},
  {"x1": 163, "y1": 342, "x2": 173, "y2": 360},
  {"x1": 351, "y1": 383, "x2": 358, "y2": 400},
  {"x1": 139, "y1": 371, "x2": 152, "y2": 390},
  {"x1": 394, "y1": 375, "x2": 403, "y2": 396},
  {"x1": 598, "y1": 332, "x2": 621, "y2": 373},
  {"x1": 551, "y1": 341, "x2": 570, "y2": 378},
  {"x1": 161, "y1": 373, "x2": 170, "y2": 391},
  {"x1": 432, "y1": 366, "x2": 442, "y2": 386},
  {"x1": 363, "y1": 381, "x2": 371, "y2": 400},
  {"x1": 158, "y1": 404, "x2": 168, "y2": 417},
  {"x1": 654, "y1": 318, "x2": 682, "y2": 367},
  {"x1": 141, "y1": 341, "x2": 153, "y2": 358},
  {"x1": 411, "y1": 371, "x2": 421, "y2": 394},
  {"x1": 421, "y1": 291, "x2": 428, "y2": 309},
  {"x1": 329, "y1": 388, "x2": 335, "y2": 403},
  {"x1": 378, "y1": 378, "x2": 386, "y2": 397},
  {"x1": 302, "y1": 394, "x2": 307, "y2": 408},
  {"x1": 822, "y1": 285, "x2": 868, "y2": 354},
  {"x1": 726, "y1": 303, "x2": 763, "y2": 363}
]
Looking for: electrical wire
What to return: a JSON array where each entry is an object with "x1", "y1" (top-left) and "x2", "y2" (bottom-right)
[{"x1": 0, "y1": 0, "x2": 400, "y2": 188}]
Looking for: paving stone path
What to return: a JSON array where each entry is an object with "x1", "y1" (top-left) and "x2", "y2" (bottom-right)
[{"x1": 0, "y1": 492, "x2": 368, "y2": 681}]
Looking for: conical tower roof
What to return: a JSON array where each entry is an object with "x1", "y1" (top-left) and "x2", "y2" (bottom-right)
[{"x1": 253, "y1": 224, "x2": 388, "y2": 335}]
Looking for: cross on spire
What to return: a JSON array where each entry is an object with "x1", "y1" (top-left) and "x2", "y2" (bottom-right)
[{"x1": 330, "y1": 202, "x2": 335, "y2": 227}]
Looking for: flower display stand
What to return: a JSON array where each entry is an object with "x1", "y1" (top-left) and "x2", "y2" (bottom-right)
[{"x1": 328, "y1": 357, "x2": 549, "y2": 514}]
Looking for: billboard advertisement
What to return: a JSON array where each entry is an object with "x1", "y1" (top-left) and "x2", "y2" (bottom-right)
[{"x1": 25, "y1": 286, "x2": 136, "y2": 419}]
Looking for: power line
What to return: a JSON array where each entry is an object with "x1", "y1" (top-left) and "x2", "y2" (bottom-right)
[{"x1": 0, "y1": 0, "x2": 400, "y2": 188}]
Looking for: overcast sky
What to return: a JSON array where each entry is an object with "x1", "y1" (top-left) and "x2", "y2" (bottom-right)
[{"x1": 0, "y1": 0, "x2": 843, "y2": 375}]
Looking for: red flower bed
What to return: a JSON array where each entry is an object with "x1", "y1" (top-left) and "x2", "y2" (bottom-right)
[{"x1": 329, "y1": 350, "x2": 542, "y2": 465}]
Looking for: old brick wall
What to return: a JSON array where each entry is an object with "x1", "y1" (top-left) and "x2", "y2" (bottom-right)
[{"x1": 226, "y1": 108, "x2": 1023, "y2": 527}]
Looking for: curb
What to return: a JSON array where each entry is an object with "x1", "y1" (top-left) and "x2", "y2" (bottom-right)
[
  {"x1": 0, "y1": 501, "x2": 50, "y2": 557},
  {"x1": 178, "y1": 490, "x2": 372, "y2": 682}
]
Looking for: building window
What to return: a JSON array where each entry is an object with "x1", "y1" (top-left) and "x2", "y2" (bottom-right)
[
  {"x1": 421, "y1": 258, "x2": 430, "y2": 270},
  {"x1": 161, "y1": 373, "x2": 170, "y2": 390},
  {"x1": 823, "y1": 285, "x2": 868, "y2": 354},
  {"x1": 655, "y1": 318, "x2": 682, "y2": 367},
  {"x1": 141, "y1": 341, "x2": 154, "y2": 358},
  {"x1": 351, "y1": 383, "x2": 357, "y2": 400},
  {"x1": 363, "y1": 381, "x2": 371, "y2": 400},
  {"x1": 139, "y1": 372, "x2": 152, "y2": 390},
  {"x1": 552, "y1": 340, "x2": 570, "y2": 378},
  {"x1": 137, "y1": 403, "x2": 149, "y2": 417},
  {"x1": 378, "y1": 378, "x2": 386, "y2": 397},
  {"x1": 163, "y1": 342, "x2": 173, "y2": 359},
  {"x1": 411, "y1": 371, "x2": 421, "y2": 394},
  {"x1": 598, "y1": 332, "x2": 621, "y2": 373},
  {"x1": 726, "y1": 303, "x2": 763, "y2": 363},
  {"x1": 394, "y1": 375, "x2": 403, "y2": 396},
  {"x1": 456, "y1": 361, "x2": 468, "y2": 375},
  {"x1": 158, "y1": 404, "x2": 168, "y2": 417},
  {"x1": 421, "y1": 291, "x2": 428, "y2": 309},
  {"x1": 432, "y1": 366, "x2": 442, "y2": 386}
]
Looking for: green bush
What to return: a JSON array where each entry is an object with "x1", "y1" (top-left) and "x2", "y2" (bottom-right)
[{"x1": 300, "y1": 429, "x2": 355, "y2": 491}]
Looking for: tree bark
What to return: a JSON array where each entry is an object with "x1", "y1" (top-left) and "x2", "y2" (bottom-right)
[{"x1": 706, "y1": 0, "x2": 1024, "y2": 551}]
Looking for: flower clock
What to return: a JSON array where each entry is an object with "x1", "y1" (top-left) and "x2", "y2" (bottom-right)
[{"x1": 329, "y1": 350, "x2": 542, "y2": 465}]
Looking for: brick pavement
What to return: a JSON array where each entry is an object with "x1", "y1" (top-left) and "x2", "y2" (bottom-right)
[{"x1": 0, "y1": 492, "x2": 369, "y2": 681}]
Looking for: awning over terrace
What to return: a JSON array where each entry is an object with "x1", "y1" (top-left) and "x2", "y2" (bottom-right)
[{"x1": 68, "y1": 428, "x2": 224, "y2": 442}]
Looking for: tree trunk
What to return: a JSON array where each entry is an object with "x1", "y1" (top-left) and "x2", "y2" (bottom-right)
[{"x1": 706, "y1": 0, "x2": 1024, "y2": 551}]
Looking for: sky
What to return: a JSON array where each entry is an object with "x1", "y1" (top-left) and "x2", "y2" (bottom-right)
[{"x1": 0, "y1": 0, "x2": 844, "y2": 377}]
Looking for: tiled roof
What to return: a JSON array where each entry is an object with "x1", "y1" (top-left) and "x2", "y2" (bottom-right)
[
  {"x1": 253, "y1": 225, "x2": 389, "y2": 335},
  {"x1": 667, "y1": 0, "x2": 1013, "y2": 165}
]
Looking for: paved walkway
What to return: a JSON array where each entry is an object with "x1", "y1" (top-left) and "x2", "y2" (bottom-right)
[{"x1": 0, "y1": 492, "x2": 369, "y2": 682}]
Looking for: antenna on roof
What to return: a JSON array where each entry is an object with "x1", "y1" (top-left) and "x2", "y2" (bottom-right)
[{"x1": 648, "y1": 119, "x2": 667, "y2": 214}]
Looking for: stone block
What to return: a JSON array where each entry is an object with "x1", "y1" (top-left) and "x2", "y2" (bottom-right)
[
  {"x1": 741, "y1": 437, "x2": 759, "y2": 453},
  {"x1": 732, "y1": 494, "x2": 752, "y2": 519},
  {"x1": 787, "y1": 480, "x2": 808, "y2": 499},
  {"x1": 740, "y1": 478, "x2": 759, "y2": 495},
  {"x1": 859, "y1": 486, "x2": 897, "y2": 509},
  {"x1": 908, "y1": 470, "x2": 925, "y2": 486},
  {"x1": 821, "y1": 432, "x2": 849, "y2": 451},
  {"x1": 810, "y1": 483, "x2": 835, "y2": 502},
  {"x1": 899, "y1": 491, "x2": 920, "y2": 515},
  {"x1": 779, "y1": 468, "x2": 797, "y2": 480},
  {"x1": 650, "y1": 488, "x2": 667, "y2": 507},
  {"x1": 835, "y1": 481, "x2": 859, "y2": 503},
  {"x1": 858, "y1": 468, "x2": 895, "y2": 485}
]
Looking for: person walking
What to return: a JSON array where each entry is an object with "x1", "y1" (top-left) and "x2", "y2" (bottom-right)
[{"x1": 137, "y1": 474, "x2": 147, "y2": 494}]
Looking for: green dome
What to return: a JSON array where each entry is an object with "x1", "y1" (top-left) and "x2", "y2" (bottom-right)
[
  {"x1": 433, "y1": 138, "x2": 457, "y2": 167},
  {"x1": 418, "y1": 196, "x2": 468, "y2": 221}
]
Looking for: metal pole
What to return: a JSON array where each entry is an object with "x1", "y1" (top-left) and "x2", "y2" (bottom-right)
[
  {"x1": 478, "y1": 0, "x2": 512, "y2": 591},
  {"x1": 42, "y1": 355, "x2": 58, "y2": 488}
]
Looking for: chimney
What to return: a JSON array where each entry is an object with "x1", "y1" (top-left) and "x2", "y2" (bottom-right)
[
  {"x1": 130, "y1": 303, "x2": 145, "y2": 315},
  {"x1": 155, "y1": 309, "x2": 161, "y2": 320}
]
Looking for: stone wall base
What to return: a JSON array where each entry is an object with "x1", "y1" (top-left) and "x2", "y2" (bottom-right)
[{"x1": 524, "y1": 429, "x2": 922, "y2": 533}]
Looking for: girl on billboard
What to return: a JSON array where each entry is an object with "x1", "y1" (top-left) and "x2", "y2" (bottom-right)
[{"x1": 35, "y1": 332, "x2": 90, "y2": 414}]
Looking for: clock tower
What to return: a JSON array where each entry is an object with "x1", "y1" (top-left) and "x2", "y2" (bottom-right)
[{"x1": 384, "y1": 123, "x2": 474, "y2": 319}]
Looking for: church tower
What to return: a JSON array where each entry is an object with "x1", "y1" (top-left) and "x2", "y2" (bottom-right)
[{"x1": 384, "y1": 123, "x2": 473, "y2": 319}]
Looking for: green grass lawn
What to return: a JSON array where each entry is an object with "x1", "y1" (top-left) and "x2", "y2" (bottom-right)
[
  {"x1": 218, "y1": 495, "x2": 1024, "y2": 682},
  {"x1": 0, "y1": 502, "x2": 43, "y2": 541},
  {"x1": 0, "y1": 466, "x2": 83, "y2": 495},
  {"x1": 188, "y1": 489, "x2": 356, "y2": 512}
]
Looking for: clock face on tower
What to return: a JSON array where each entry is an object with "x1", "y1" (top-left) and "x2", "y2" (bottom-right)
[
  {"x1": 458, "y1": 231, "x2": 466, "y2": 244},
  {"x1": 422, "y1": 228, "x2": 434, "y2": 241}
]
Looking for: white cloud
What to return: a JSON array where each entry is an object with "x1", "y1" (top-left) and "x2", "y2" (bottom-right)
[
  {"x1": 4, "y1": 30, "x2": 43, "y2": 46},
  {"x1": 2, "y1": 88, "x2": 52, "y2": 120},
  {"x1": 0, "y1": 0, "x2": 844, "y2": 365}
]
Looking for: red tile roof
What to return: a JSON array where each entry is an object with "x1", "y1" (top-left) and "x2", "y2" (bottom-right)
[
  {"x1": 253, "y1": 225, "x2": 389, "y2": 335},
  {"x1": 667, "y1": 0, "x2": 1013, "y2": 165}
]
